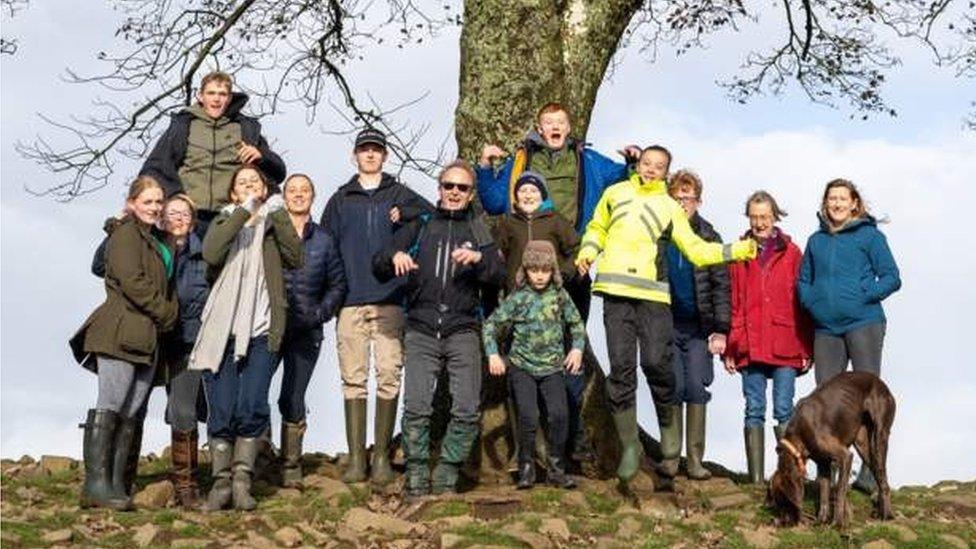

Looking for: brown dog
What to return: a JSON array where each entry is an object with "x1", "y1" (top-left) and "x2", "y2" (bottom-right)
[{"x1": 768, "y1": 372, "x2": 895, "y2": 527}]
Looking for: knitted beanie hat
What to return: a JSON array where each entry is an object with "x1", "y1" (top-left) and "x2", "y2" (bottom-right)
[
  {"x1": 514, "y1": 171, "x2": 549, "y2": 200},
  {"x1": 516, "y1": 239, "x2": 562, "y2": 288}
]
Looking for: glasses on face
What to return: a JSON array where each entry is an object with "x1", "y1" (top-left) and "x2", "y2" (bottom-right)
[
  {"x1": 166, "y1": 211, "x2": 193, "y2": 221},
  {"x1": 440, "y1": 182, "x2": 472, "y2": 192}
]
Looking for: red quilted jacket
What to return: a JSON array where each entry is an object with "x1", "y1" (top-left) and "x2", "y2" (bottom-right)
[{"x1": 725, "y1": 230, "x2": 813, "y2": 369}]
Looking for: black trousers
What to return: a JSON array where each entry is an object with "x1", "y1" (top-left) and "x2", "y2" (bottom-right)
[
  {"x1": 602, "y1": 295, "x2": 675, "y2": 413},
  {"x1": 508, "y1": 367, "x2": 568, "y2": 465}
]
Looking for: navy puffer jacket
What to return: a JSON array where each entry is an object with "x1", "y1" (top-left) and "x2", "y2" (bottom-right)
[{"x1": 284, "y1": 220, "x2": 348, "y2": 331}]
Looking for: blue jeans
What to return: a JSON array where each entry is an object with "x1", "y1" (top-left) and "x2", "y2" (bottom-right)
[
  {"x1": 277, "y1": 327, "x2": 324, "y2": 423},
  {"x1": 204, "y1": 336, "x2": 280, "y2": 439},
  {"x1": 741, "y1": 364, "x2": 796, "y2": 428},
  {"x1": 672, "y1": 320, "x2": 714, "y2": 405}
]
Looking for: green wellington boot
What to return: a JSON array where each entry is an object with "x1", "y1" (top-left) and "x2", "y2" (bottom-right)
[
  {"x1": 341, "y1": 399, "x2": 368, "y2": 483},
  {"x1": 280, "y1": 420, "x2": 307, "y2": 489},
  {"x1": 657, "y1": 404, "x2": 682, "y2": 478},
  {"x1": 745, "y1": 426, "x2": 764, "y2": 484},
  {"x1": 370, "y1": 397, "x2": 399, "y2": 485},
  {"x1": 773, "y1": 423, "x2": 787, "y2": 443},
  {"x1": 80, "y1": 409, "x2": 133, "y2": 510},
  {"x1": 401, "y1": 414, "x2": 431, "y2": 499},
  {"x1": 232, "y1": 437, "x2": 259, "y2": 511},
  {"x1": 685, "y1": 404, "x2": 711, "y2": 480},
  {"x1": 201, "y1": 438, "x2": 233, "y2": 512},
  {"x1": 431, "y1": 421, "x2": 478, "y2": 494},
  {"x1": 612, "y1": 408, "x2": 643, "y2": 484}
]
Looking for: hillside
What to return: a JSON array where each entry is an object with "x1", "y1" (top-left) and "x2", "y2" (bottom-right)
[{"x1": 1, "y1": 451, "x2": 973, "y2": 548}]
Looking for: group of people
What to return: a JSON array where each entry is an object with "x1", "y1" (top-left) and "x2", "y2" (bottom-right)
[{"x1": 69, "y1": 71, "x2": 901, "y2": 512}]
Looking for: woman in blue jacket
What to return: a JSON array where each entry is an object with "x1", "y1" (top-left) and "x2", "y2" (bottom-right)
[{"x1": 797, "y1": 178, "x2": 901, "y2": 492}]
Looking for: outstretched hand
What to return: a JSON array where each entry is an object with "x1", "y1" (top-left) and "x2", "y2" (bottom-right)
[
  {"x1": 480, "y1": 144, "x2": 507, "y2": 167},
  {"x1": 724, "y1": 356, "x2": 737, "y2": 375}
]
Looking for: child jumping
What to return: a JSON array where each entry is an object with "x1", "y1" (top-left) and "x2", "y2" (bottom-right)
[{"x1": 483, "y1": 240, "x2": 586, "y2": 490}]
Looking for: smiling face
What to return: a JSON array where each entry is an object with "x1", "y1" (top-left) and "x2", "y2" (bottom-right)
[
  {"x1": 438, "y1": 166, "x2": 475, "y2": 211},
  {"x1": 672, "y1": 185, "x2": 700, "y2": 219},
  {"x1": 284, "y1": 176, "x2": 314, "y2": 216},
  {"x1": 354, "y1": 143, "x2": 387, "y2": 176},
  {"x1": 162, "y1": 198, "x2": 194, "y2": 238},
  {"x1": 638, "y1": 149, "x2": 670, "y2": 182},
  {"x1": 230, "y1": 167, "x2": 268, "y2": 205},
  {"x1": 537, "y1": 110, "x2": 571, "y2": 150},
  {"x1": 516, "y1": 183, "x2": 543, "y2": 214},
  {"x1": 196, "y1": 81, "x2": 232, "y2": 119},
  {"x1": 748, "y1": 200, "x2": 777, "y2": 239},
  {"x1": 824, "y1": 185, "x2": 858, "y2": 227},
  {"x1": 127, "y1": 187, "x2": 165, "y2": 226},
  {"x1": 526, "y1": 266, "x2": 553, "y2": 290}
]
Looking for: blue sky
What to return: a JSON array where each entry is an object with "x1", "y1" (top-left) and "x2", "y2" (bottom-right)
[{"x1": 2, "y1": 1, "x2": 974, "y2": 486}]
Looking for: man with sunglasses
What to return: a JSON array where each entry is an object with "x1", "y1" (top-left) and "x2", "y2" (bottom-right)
[
  {"x1": 320, "y1": 128, "x2": 432, "y2": 486},
  {"x1": 373, "y1": 160, "x2": 505, "y2": 499}
]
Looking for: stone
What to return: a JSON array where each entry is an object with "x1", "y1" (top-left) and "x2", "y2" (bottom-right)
[
  {"x1": 334, "y1": 524, "x2": 360, "y2": 545},
  {"x1": 708, "y1": 492, "x2": 752, "y2": 510},
  {"x1": 244, "y1": 530, "x2": 278, "y2": 549},
  {"x1": 561, "y1": 490, "x2": 587, "y2": 508},
  {"x1": 861, "y1": 540, "x2": 894, "y2": 549},
  {"x1": 172, "y1": 520, "x2": 192, "y2": 531},
  {"x1": 431, "y1": 515, "x2": 476, "y2": 529},
  {"x1": 132, "y1": 523, "x2": 160, "y2": 547},
  {"x1": 304, "y1": 474, "x2": 351, "y2": 502},
  {"x1": 616, "y1": 516, "x2": 642, "y2": 539},
  {"x1": 938, "y1": 534, "x2": 969, "y2": 549},
  {"x1": 15, "y1": 486, "x2": 41, "y2": 504},
  {"x1": 17, "y1": 455, "x2": 35, "y2": 465},
  {"x1": 1, "y1": 531, "x2": 22, "y2": 547},
  {"x1": 134, "y1": 480, "x2": 175, "y2": 509},
  {"x1": 40, "y1": 529, "x2": 72, "y2": 544},
  {"x1": 538, "y1": 518, "x2": 570, "y2": 541},
  {"x1": 344, "y1": 508, "x2": 420, "y2": 537},
  {"x1": 39, "y1": 455, "x2": 76, "y2": 475},
  {"x1": 294, "y1": 522, "x2": 330, "y2": 545},
  {"x1": 274, "y1": 526, "x2": 303, "y2": 547},
  {"x1": 278, "y1": 488, "x2": 302, "y2": 500},
  {"x1": 739, "y1": 526, "x2": 777, "y2": 549},
  {"x1": 440, "y1": 533, "x2": 464, "y2": 548}
]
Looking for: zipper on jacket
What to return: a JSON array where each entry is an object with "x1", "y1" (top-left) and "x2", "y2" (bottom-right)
[{"x1": 209, "y1": 122, "x2": 217, "y2": 211}]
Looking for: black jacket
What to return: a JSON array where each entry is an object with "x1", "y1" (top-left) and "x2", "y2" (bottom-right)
[
  {"x1": 687, "y1": 213, "x2": 732, "y2": 335},
  {"x1": 140, "y1": 92, "x2": 287, "y2": 198},
  {"x1": 373, "y1": 205, "x2": 505, "y2": 338},
  {"x1": 320, "y1": 173, "x2": 433, "y2": 307},
  {"x1": 283, "y1": 220, "x2": 347, "y2": 331}
]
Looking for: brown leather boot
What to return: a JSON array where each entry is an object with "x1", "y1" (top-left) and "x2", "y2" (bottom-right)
[{"x1": 171, "y1": 429, "x2": 200, "y2": 509}]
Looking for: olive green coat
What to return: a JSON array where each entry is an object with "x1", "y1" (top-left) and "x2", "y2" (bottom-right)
[
  {"x1": 202, "y1": 206, "x2": 303, "y2": 353},
  {"x1": 70, "y1": 217, "x2": 179, "y2": 369}
]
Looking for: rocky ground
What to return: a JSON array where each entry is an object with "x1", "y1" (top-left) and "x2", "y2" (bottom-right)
[{"x1": 1, "y1": 451, "x2": 973, "y2": 548}]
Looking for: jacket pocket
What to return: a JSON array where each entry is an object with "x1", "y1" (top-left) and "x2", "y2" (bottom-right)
[
  {"x1": 118, "y1": 311, "x2": 157, "y2": 355},
  {"x1": 771, "y1": 315, "x2": 800, "y2": 359}
]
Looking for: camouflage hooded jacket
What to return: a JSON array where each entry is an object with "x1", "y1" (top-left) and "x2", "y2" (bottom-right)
[{"x1": 482, "y1": 284, "x2": 586, "y2": 376}]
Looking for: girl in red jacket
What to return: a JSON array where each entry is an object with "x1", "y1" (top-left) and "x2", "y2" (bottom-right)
[{"x1": 723, "y1": 191, "x2": 813, "y2": 484}]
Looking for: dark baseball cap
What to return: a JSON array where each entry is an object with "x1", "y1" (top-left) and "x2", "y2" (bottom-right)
[{"x1": 354, "y1": 127, "x2": 387, "y2": 150}]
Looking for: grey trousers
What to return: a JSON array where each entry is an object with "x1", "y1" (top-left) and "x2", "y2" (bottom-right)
[
  {"x1": 814, "y1": 322, "x2": 886, "y2": 386},
  {"x1": 402, "y1": 328, "x2": 482, "y2": 424},
  {"x1": 96, "y1": 355, "x2": 157, "y2": 419}
]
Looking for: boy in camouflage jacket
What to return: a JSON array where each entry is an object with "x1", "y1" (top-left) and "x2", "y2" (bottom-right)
[{"x1": 483, "y1": 240, "x2": 586, "y2": 489}]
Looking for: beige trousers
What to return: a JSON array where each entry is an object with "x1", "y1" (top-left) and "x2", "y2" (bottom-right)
[{"x1": 336, "y1": 304, "x2": 404, "y2": 400}]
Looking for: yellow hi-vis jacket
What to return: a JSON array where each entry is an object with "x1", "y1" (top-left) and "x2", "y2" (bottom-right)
[{"x1": 577, "y1": 173, "x2": 756, "y2": 303}]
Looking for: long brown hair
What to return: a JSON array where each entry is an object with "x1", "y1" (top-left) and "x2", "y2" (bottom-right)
[
  {"x1": 820, "y1": 178, "x2": 868, "y2": 219},
  {"x1": 126, "y1": 176, "x2": 163, "y2": 202},
  {"x1": 228, "y1": 165, "x2": 268, "y2": 202}
]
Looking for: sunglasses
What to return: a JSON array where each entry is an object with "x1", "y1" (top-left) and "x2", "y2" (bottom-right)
[{"x1": 440, "y1": 181, "x2": 473, "y2": 192}]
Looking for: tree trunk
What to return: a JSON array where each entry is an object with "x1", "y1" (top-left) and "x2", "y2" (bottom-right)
[
  {"x1": 455, "y1": 0, "x2": 642, "y2": 160},
  {"x1": 452, "y1": 0, "x2": 646, "y2": 484}
]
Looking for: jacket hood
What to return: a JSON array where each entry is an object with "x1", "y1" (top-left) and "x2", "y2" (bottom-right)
[
  {"x1": 186, "y1": 91, "x2": 249, "y2": 122},
  {"x1": 816, "y1": 212, "x2": 878, "y2": 233}
]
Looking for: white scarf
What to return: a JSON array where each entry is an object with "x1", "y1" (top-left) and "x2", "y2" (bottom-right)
[{"x1": 189, "y1": 202, "x2": 275, "y2": 372}]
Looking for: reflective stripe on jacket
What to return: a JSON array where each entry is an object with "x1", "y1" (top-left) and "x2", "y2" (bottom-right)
[{"x1": 577, "y1": 173, "x2": 754, "y2": 303}]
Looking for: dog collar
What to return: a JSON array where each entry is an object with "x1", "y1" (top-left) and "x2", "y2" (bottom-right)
[{"x1": 778, "y1": 438, "x2": 807, "y2": 476}]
